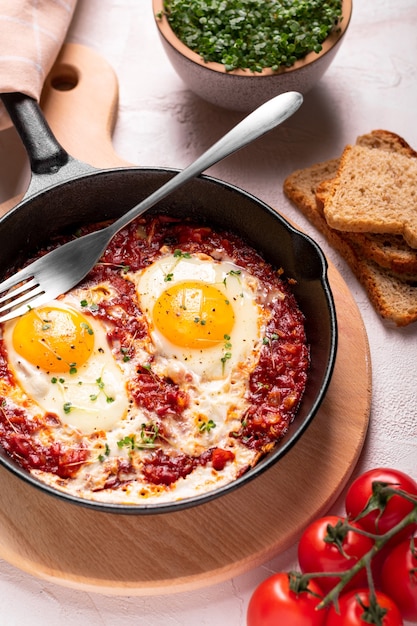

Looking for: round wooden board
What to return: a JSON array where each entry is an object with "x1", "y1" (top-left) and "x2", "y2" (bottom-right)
[{"x1": 0, "y1": 45, "x2": 371, "y2": 595}]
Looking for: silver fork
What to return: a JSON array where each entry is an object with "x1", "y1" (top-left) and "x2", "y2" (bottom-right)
[{"x1": 0, "y1": 91, "x2": 302, "y2": 323}]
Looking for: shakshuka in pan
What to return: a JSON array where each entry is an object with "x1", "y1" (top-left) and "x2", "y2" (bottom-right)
[{"x1": 0, "y1": 214, "x2": 309, "y2": 505}]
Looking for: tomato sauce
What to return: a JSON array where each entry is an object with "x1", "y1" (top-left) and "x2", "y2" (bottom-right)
[
  {"x1": 0, "y1": 397, "x2": 88, "y2": 478},
  {"x1": 0, "y1": 214, "x2": 309, "y2": 488}
]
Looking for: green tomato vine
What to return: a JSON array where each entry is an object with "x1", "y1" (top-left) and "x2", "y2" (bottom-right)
[{"x1": 289, "y1": 483, "x2": 417, "y2": 625}]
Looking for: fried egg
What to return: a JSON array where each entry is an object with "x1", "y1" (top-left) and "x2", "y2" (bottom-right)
[
  {"x1": 131, "y1": 251, "x2": 266, "y2": 382},
  {"x1": 3, "y1": 301, "x2": 129, "y2": 434}
]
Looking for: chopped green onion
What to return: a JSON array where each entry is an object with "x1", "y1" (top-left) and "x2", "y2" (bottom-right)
[{"x1": 162, "y1": 0, "x2": 342, "y2": 72}]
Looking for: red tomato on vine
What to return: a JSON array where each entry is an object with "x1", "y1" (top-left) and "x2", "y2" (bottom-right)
[
  {"x1": 381, "y1": 535, "x2": 417, "y2": 622},
  {"x1": 297, "y1": 515, "x2": 374, "y2": 593},
  {"x1": 325, "y1": 589, "x2": 403, "y2": 626},
  {"x1": 345, "y1": 468, "x2": 417, "y2": 543},
  {"x1": 246, "y1": 572, "x2": 327, "y2": 626}
]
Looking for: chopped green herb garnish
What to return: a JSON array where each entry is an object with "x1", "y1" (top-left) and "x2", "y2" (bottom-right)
[
  {"x1": 164, "y1": 250, "x2": 193, "y2": 281},
  {"x1": 223, "y1": 268, "x2": 242, "y2": 287},
  {"x1": 263, "y1": 332, "x2": 280, "y2": 345},
  {"x1": 121, "y1": 347, "x2": 131, "y2": 362},
  {"x1": 80, "y1": 299, "x2": 99, "y2": 312},
  {"x1": 199, "y1": 419, "x2": 216, "y2": 433},
  {"x1": 173, "y1": 249, "x2": 191, "y2": 259},
  {"x1": 162, "y1": 0, "x2": 343, "y2": 72},
  {"x1": 117, "y1": 424, "x2": 160, "y2": 452},
  {"x1": 89, "y1": 377, "x2": 115, "y2": 404},
  {"x1": 221, "y1": 333, "x2": 232, "y2": 373},
  {"x1": 97, "y1": 261, "x2": 130, "y2": 273},
  {"x1": 117, "y1": 435, "x2": 136, "y2": 450},
  {"x1": 138, "y1": 422, "x2": 159, "y2": 448},
  {"x1": 98, "y1": 443, "x2": 111, "y2": 462}
]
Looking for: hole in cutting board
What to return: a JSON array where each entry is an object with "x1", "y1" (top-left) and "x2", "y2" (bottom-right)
[{"x1": 50, "y1": 64, "x2": 79, "y2": 91}]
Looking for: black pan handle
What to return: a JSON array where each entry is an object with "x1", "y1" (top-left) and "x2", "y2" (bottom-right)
[
  {"x1": 1, "y1": 92, "x2": 96, "y2": 199},
  {"x1": 1, "y1": 92, "x2": 69, "y2": 174}
]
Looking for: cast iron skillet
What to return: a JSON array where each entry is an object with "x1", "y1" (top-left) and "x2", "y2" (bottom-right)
[{"x1": 0, "y1": 92, "x2": 337, "y2": 514}]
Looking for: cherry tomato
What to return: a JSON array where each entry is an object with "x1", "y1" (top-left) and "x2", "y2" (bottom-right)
[
  {"x1": 345, "y1": 468, "x2": 417, "y2": 543},
  {"x1": 381, "y1": 535, "x2": 417, "y2": 622},
  {"x1": 247, "y1": 572, "x2": 327, "y2": 626},
  {"x1": 298, "y1": 516, "x2": 374, "y2": 594},
  {"x1": 325, "y1": 589, "x2": 403, "y2": 626}
]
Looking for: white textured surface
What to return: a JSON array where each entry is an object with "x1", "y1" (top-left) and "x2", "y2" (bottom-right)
[{"x1": 0, "y1": 1, "x2": 416, "y2": 624}]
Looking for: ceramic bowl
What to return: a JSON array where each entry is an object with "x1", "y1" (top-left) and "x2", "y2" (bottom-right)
[{"x1": 152, "y1": 0, "x2": 352, "y2": 112}]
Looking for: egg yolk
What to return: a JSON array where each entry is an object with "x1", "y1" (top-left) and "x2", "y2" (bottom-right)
[
  {"x1": 153, "y1": 281, "x2": 235, "y2": 349},
  {"x1": 12, "y1": 305, "x2": 95, "y2": 373}
]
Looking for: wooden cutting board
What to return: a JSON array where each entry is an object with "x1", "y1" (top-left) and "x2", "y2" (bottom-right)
[{"x1": 0, "y1": 44, "x2": 371, "y2": 595}]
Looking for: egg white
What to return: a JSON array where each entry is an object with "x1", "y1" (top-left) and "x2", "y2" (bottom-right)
[
  {"x1": 130, "y1": 252, "x2": 267, "y2": 381},
  {"x1": 3, "y1": 300, "x2": 129, "y2": 434}
]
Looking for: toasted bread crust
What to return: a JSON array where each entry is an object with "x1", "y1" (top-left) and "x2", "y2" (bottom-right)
[
  {"x1": 283, "y1": 130, "x2": 417, "y2": 326},
  {"x1": 315, "y1": 131, "x2": 417, "y2": 275},
  {"x1": 322, "y1": 144, "x2": 417, "y2": 248},
  {"x1": 356, "y1": 129, "x2": 417, "y2": 159}
]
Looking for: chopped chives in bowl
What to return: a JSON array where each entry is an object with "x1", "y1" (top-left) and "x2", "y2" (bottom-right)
[{"x1": 161, "y1": 0, "x2": 343, "y2": 72}]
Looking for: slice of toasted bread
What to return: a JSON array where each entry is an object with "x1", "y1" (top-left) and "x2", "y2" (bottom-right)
[
  {"x1": 322, "y1": 144, "x2": 417, "y2": 249},
  {"x1": 316, "y1": 177, "x2": 417, "y2": 278},
  {"x1": 339, "y1": 232, "x2": 417, "y2": 279},
  {"x1": 356, "y1": 129, "x2": 417, "y2": 158},
  {"x1": 316, "y1": 130, "x2": 417, "y2": 275},
  {"x1": 283, "y1": 143, "x2": 417, "y2": 326}
]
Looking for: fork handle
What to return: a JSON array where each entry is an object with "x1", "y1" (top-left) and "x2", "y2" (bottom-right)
[
  {"x1": 1, "y1": 92, "x2": 69, "y2": 175},
  {"x1": 106, "y1": 91, "x2": 303, "y2": 238}
]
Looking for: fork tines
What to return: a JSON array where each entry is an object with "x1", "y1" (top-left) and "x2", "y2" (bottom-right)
[{"x1": 0, "y1": 278, "x2": 44, "y2": 323}]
